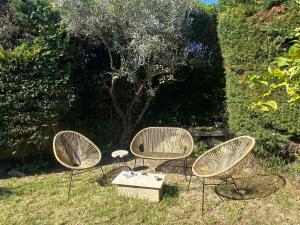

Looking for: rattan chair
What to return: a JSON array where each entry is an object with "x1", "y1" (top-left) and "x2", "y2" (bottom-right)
[
  {"x1": 53, "y1": 131, "x2": 103, "y2": 198},
  {"x1": 188, "y1": 136, "x2": 255, "y2": 214},
  {"x1": 130, "y1": 127, "x2": 194, "y2": 179}
]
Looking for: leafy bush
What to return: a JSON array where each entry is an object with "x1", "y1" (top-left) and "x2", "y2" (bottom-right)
[
  {"x1": 191, "y1": 140, "x2": 209, "y2": 158},
  {"x1": 218, "y1": 0, "x2": 300, "y2": 156},
  {"x1": 0, "y1": 0, "x2": 18, "y2": 49},
  {"x1": 246, "y1": 27, "x2": 300, "y2": 110},
  {"x1": 0, "y1": 0, "x2": 76, "y2": 159}
]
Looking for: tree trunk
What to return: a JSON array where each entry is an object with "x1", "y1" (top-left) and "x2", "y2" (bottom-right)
[
  {"x1": 107, "y1": 76, "x2": 155, "y2": 146},
  {"x1": 119, "y1": 118, "x2": 133, "y2": 147}
]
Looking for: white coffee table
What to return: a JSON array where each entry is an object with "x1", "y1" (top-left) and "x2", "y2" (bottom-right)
[{"x1": 112, "y1": 171, "x2": 166, "y2": 202}]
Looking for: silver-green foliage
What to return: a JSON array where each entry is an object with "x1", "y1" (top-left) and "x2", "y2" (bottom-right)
[
  {"x1": 54, "y1": 0, "x2": 195, "y2": 142},
  {"x1": 55, "y1": 0, "x2": 193, "y2": 81}
]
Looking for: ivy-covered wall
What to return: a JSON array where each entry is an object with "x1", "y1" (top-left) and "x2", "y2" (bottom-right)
[{"x1": 218, "y1": 0, "x2": 300, "y2": 154}]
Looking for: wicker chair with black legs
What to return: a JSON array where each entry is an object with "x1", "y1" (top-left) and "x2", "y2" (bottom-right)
[
  {"x1": 130, "y1": 127, "x2": 193, "y2": 180},
  {"x1": 188, "y1": 136, "x2": 256, "y2": 215},
  {"x1": 53, "y1": 131, "x2": 103, "y2": 199}
]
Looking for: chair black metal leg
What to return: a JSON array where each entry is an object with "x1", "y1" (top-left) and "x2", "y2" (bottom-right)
[
  {"x1": 67, "y1": 170, "x2": 73, "y2": 199},
  {"x1": 187, "y1": 174, "x2": 192, "y2": 191},
  {"x1": 142, "y1": 158, "x2": 144, "y2": 167},
  {"x1": 202, "y1": 177, "x2": 205, "y2": 215},
  {"x1": 230, "y1": 176, "x2": 239, "y2": 191},
  {"x1": 117, "y1": 156, "x2": 120, "y2": 168},
  {"x1": 230, "y1": 176, "x2": 242, "y2": 198},
  {"x1": 122, "y1": 158, "x2": 126, "y2": 169},
  {"x1": 184, "y1": 158, "x2": 188, "y2": 181},
  {"x1": 134, "y1": 157, "x2": 137, "y2": 170},
  {"x1": 212, "y1": 186, "x2": 224, "y2": 201}
]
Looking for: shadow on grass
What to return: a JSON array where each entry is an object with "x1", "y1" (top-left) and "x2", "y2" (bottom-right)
[
  {"x1": 161, "y1": 184, "x2": 179, "y2": 200},
  {"x1": 133, "y1": 166, "x2": 148, "y2": 171},
  {"x1": 0, "y1": 153, "x2": 127, "y2": 179},
  {"x1": 215, "y1": 174, "x2": 286, "y2": 200},
  {"x1": 0, "y1": 187, "x2": 14, "y2": 199},
  {"x1": 155, "y1": 158, "x2": 195, "y2": 176},
  {"x1": 96, "y1": 167, "x2": 127, "y2": 187}
]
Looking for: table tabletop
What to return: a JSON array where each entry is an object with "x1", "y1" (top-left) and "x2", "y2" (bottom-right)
[{"x1": 112, "y1": 171, "x2": 165, "y2": 189}]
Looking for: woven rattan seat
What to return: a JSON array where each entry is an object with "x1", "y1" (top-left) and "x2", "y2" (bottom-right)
[
  {"x1": 188, "y1": 136, "x2": 256, "y2": 214},
  {"x1": 132, "y1": 152, "x2": 186, "y2": 159},
  {"x1": 130, "y1": 127, "x2": 193, "y2": 160},
  {"x1": 53, "y1": 131, "x2": 102, "y2": 198},
  {"x1": 130, "y1": 127, "x2": 193, "y2": 179},
  {"x1": 53, "y1": 131, "x2": 101, "y2": 170},
  {"x1": 192, "y1": 136, "x2": 255, "y2": 179}
]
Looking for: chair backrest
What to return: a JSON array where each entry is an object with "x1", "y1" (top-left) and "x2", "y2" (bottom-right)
[
  {"x1": 130, "y1": 127, "x2": 193, "y2": 156},
  {"x1": 192, "y1": 136, "x2": 255, "y2": 178},
  {"x1": 53, "y1": 131, "x2": 101, "y2": 169}
]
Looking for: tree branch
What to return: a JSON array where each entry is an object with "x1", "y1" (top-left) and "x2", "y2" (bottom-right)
[
  {"x1": 106, "y1": 76, "x2": 126, "y2": 122},
  {"x1": 126, "y1": 69, "x2": 169, "y2": 114},
  {"x1": 173, "y1": 66, "x2": 194, "y2": 82},
  {"x1": 134, "y1": 95, "x2": 154, "y2": 127},
  {"x1": 102, "y1": 39, "x2": 118, "y2": 72},
  {"x1": 147, "y1": 69, "x2": 170, "y2": 81},
  {"x1": 127, "y1": 83, "x2": 145, "y2": 113}
]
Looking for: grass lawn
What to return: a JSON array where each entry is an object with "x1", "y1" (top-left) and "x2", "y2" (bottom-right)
[{"x1": 0, "y1": 160, "x2": 299, "y2": 225}]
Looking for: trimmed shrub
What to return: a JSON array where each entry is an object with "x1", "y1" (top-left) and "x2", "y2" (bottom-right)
[
  {"x1": 0, "y1": 0, "x2": 76, "y2": 159},
  {"x1": 218, "y1": 0, "x2": 300, "y2": 155}
]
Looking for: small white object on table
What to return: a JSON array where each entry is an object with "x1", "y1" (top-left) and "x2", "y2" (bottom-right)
[
  {"x1": 111, "y1": 150, "x2": 129, "y2": 158},
  {"x1": 112, "y1": 171, "x2": 166, "y2": 202},
  {"x1": 111, "y1": 150, "x2": 129, "y2": 168}
]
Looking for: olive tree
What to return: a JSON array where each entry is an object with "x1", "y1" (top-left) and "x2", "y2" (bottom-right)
[{"x1": 54, "y1": 0, "x2": 195, "y2": 144}]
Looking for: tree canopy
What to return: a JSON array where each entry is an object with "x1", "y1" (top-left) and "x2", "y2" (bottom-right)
[
  {"x1": 0, "y1": 0, "x2": 225, "y2": 160},
  {"x1": 55, "y1": 0, "x2": 196, "y2": 143}
]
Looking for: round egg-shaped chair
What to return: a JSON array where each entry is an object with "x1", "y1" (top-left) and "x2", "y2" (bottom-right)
[
  {"x1": 53, "y1": 131, "x2": 102, "y2": 198},
  {"x1": 189, "y1": 136, "x2": 255, "y2": 214},
  {"x1": 130, "y1": 127, "x2": 193, "y2": 179}
]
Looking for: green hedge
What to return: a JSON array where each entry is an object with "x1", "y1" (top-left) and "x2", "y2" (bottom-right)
[
  {"x1": 218, "y1": 0, "x2": 300, "y2": 154},
  {"x1": 0, "y1": 0, "x2": 76, "y2": 159}
]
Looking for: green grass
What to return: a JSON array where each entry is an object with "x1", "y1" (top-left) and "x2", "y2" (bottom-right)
[{"x1": 0, "y1": 162, "x2": 299, "y2": 225}]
